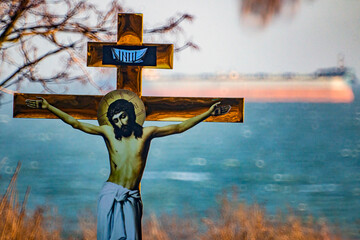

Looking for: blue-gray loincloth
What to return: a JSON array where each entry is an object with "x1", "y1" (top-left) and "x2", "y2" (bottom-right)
[{"x1": 97, "y1": 181, "x2": 142, "y2": 240}]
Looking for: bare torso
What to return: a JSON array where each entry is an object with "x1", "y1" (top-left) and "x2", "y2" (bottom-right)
[
  {"x1": 24, "y1": 97, "x2": 221, "y2": 190},
  {"x1": 101, "y1": 125, "x2": 153, "y2": 190}
]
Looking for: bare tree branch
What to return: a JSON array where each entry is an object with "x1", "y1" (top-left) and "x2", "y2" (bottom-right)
[
  {"x1": 1, "y1": 42, "x2": 76, "y2": 88},
  {"x1": 175, "y1": 42, "x2": 199, "y2": 52},
  {"x1": 144, "y1": 14, "x2": 194, "y2": 34},
  {"x1": 0, "y1": 0, "x2": 30, "y2": 46},
  {"x1": 0, "y1": 0, "x2": 196, "y2": 104}
]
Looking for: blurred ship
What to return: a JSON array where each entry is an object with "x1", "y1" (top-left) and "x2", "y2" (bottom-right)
[{"x1": 143, "y1": 67, "x2": 358, "y2": 103}]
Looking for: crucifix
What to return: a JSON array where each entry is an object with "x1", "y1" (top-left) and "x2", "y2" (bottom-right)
[
  {"x1": 13, "y1": 13, "x2": 244, "y2": 239},
  {"x1": 13, "y1": 13, "x2": 243, "y2": 122}
]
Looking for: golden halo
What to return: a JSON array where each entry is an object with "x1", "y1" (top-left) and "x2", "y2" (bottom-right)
[{"x1": 97, "y1": 90, "x2": 146, "y2": 126}]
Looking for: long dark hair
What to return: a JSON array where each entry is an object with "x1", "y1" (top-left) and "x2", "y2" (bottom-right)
[{"x1": 106, "y1": 99, "x2": 143, "y2": 140}]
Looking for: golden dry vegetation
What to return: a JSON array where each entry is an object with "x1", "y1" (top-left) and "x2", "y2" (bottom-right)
[{"x1": 1, "y1": 164, "x2": 345, "y2": 240}]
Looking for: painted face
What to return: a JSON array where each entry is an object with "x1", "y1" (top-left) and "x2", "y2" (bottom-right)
[
  {"x1": 111, "y1": 111, "x2": 133, "y2": 138},
  {"x1": 111, "y1": 111, "x2": 129, "y2": 129}
]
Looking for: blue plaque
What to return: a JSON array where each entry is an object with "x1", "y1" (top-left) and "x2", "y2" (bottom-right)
[{"x1": 102, "y1": 45, "x2": 157, "y2": 66}]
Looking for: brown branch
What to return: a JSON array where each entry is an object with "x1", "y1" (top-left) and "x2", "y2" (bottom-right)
[
  {"x1": 4, "y1": 70, "x2": 85, "y2": 90},
  {"x1": 65, "y1": 49, "x2": 105, "y2": 93},
  {"x1": 0, "y1": 0, "x2": 30, "y2": 47},
  {"x1": 4, "y1": 0, "x2": 96, "y2": 43},
  {"x1": 0, "y1": 0, "x2": 196, "y2": 102},
  {"x1": 0, "y1": 42, "x2": 77, "y2": 88},
  {"x1": 144, "y1": 14, "x2": 194, "y2": 34},
  {"x1": 175, "y1": 42, "x2": 199, "y2": 52}
]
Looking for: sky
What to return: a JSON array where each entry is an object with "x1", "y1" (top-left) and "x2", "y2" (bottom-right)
[
  {"x1": 2, "y1": 0, "x2": 359, "y2": 98},
  {"x1": 124, "y1": 0, "x2": 360, "y2": 76}
]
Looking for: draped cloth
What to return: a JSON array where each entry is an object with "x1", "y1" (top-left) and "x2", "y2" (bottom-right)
[{"x1": 97, "y1": 182, "x2": 142, "y2": 240}]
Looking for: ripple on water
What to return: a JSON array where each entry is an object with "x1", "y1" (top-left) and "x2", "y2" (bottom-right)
[{"x1": 143, "y1": 171, "x2": 210, "y2": 182}]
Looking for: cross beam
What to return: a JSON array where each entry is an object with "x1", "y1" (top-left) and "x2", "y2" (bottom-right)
[
  {"x1": 13, "y1": 13, "x2": 244, "y2": 123},
  {"x1": 14, "y1": 93, "x2": 243, "y2": 122}
]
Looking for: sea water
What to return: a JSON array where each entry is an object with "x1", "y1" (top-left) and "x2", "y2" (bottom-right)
[{"x1": 0, "y1": 87, "x2": 359, "y2": 238}]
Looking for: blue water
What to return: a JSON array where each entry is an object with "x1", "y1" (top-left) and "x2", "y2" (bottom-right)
[{"x1": 1, "y1": 87, "x2": 360, "y2": 238}]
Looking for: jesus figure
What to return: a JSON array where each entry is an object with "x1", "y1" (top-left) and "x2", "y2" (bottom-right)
[{"x1": 26, "y1": 93, "x2": 230, "y2": 240}]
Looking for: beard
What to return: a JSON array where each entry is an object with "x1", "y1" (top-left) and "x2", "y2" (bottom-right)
[{"x1": 114, "y1": 124, "x2": 134, "y2": 139}]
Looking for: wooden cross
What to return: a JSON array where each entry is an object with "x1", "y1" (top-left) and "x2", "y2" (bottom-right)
[{"x1": 13, "y1": 13, "x2": 244, "y2": 123}]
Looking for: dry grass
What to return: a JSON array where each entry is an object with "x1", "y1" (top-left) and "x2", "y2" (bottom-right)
[
  {"x1": 1, "y1": 164, "x2": 346, "y2": 240},
  {"x1": 141, "y1": 197, "x2": 342, "y2": 240},
  {"x1": 0, "y1": 162, "x2": 62, "y2": 240}
]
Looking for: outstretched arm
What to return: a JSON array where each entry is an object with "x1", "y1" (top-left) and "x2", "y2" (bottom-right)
[
  {"x1": 150, "y1": 102, "x2": 231, "y2": 138},
  {"x1": 26, "y1": 97, "x2": 105, "y2": 135}
]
